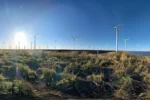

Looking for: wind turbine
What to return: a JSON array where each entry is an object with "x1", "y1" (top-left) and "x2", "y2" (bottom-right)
[
  {"x1": 72, "y1": 36, "x2": 79, "y2": 50},
  {"x1": 114, "y1": 24, "x2": 124, "y2": 52},
  {"x1": 33, "y1": 33, "x2": 38, "y2": 50},
  {"x1": 123, "y1": 38, "x2": 130, "y2": 51},
  {"x1": 31, "y1": 42, "x2": 32, "y2": 50}
]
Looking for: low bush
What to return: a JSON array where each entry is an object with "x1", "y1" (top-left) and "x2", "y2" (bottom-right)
[{"x1": 12, "y1": 80, "x2": 34, "y2": 96}]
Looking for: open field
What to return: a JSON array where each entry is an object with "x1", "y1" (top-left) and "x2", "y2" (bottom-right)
[{"x1": 0, "y1": 50, "x2": 150, "y2": 99}]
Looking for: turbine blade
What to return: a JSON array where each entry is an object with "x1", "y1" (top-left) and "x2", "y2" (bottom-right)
[{"x1": 117, "y1": 24, "x2": 124, "y2": 27}]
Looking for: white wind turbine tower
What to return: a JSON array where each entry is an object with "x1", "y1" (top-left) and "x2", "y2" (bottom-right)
[
  {"x1": 72, "y1": 36, "x2": 79, "y2": 50},
  {"x1": 114, "y1": 24, "x2": 124, "y2": 52},
  {"x1": 31, "y1": 42, "x2": 32, "y2": 50},
  {"x1": 123, "y1": 38, "x2": 130, "y2": 51},
  {"x1": 33, "y1": 33, "x2": 38, "y2": 50}
]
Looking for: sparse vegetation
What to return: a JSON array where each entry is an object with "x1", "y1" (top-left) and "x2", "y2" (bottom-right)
[{"x1": 0, "y1": 50, "x2": 150, "y2": 99}]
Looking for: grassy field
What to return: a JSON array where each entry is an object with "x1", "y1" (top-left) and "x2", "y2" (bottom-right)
[{"x1": 0, "y1": 50, "x2": 150, "y2": 99}]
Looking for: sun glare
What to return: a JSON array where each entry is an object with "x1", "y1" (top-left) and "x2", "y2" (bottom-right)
[{"x1": 14, "y1": 31, "x2": 28, "y2": 48}]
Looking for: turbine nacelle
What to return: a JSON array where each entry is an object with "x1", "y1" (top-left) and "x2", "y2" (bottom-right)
[
  {"x1": 114, "y1": 24, "x2": 124, "y2": 29},
  {"x1": 114, "y1": 24, "x2": 124, "y2": 52}
]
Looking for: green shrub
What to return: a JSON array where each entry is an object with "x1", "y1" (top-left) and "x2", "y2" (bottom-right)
[
  {"x1": 86, "y1": 60, "x2": 92, "y2": 67},
  {"x1": 12, "y1": 80, "x2": 34, "y2": 96},
  {"x1": 37, "y1": 68, "x2": 51, "y2": 75},
  {"x1": 113, "y1": 69, "x2": 126, "y2": 78},
  {"x1": 20, "y1": 66, "x2": 38, "y2": 83},
  {"x1": 20, "y1": 65, "x2": 31, "y2": 80},
  {"x1": 26, "y1": 57, "x2": 38, "y2": 70},
  {"x1": 57, "y1": 73, "x2": 77, "y2": 88},
  {"x1": 3, "y1": 66, "x2": 16, "y2": 80},
  {"x1": 95, "y1": 58, "x2": 101, "y2": 65},
  {"x1": 87, "y1": 73, "x2": 104, "y2": 83},
  {"x1": 37, "y1": 57, "x2": 43, "y2": 63},
  {"x1": 28, "y1": 71, "x2": 38, "y2": 83},
  {"x1": 0, "y1": 68, "x2": 5, "y2": 74},
  {"x1": 2, "y1": 57, "x2": 12, "y2": 66},
  {"x1": 100, "y1": 59, "x2": 113, "y2": 67},
  {"x1": 0, "y1": 61, "x2": 4, "y2": 67},
  {"x1": 0, "y1": 74, "x2": 6, "y2": 81},
  {"x1": 43, "y1": 71, "x2": 62, "y2": 89},
  {"x1": 0, "y1": 81, "x2": 12, "y2": 94}
]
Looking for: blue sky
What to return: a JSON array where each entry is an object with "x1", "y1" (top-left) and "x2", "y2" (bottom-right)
[{"x1": 0, "y1": 0, "x2": 150, "y2": 50}]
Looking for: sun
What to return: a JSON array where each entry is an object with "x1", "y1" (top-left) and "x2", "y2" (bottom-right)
[{"x1": 14, "y1": 31, "x2": 28, "y2": 48}]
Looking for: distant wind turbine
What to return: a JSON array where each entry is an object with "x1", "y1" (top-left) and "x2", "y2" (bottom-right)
[
  {"x1": 72, "y1": 36, "x2": 79, "y2": 50},
  {"x1": 31, "y1": 42, "x2": 32, "y2": 50},
  {"x1": 123, "y1": 38, "x2": 130, "y2": 50},
  {"x1": 114, "y1": 24, "x2": 124, "y2": 52},
  {"x1": 33, "y1": 33, "x2": 38, "y2": 50}
]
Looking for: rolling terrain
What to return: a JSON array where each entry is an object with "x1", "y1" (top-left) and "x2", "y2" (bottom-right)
[{"x1": 0, "y1": 50, "x2": 150, "y2": 99}]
